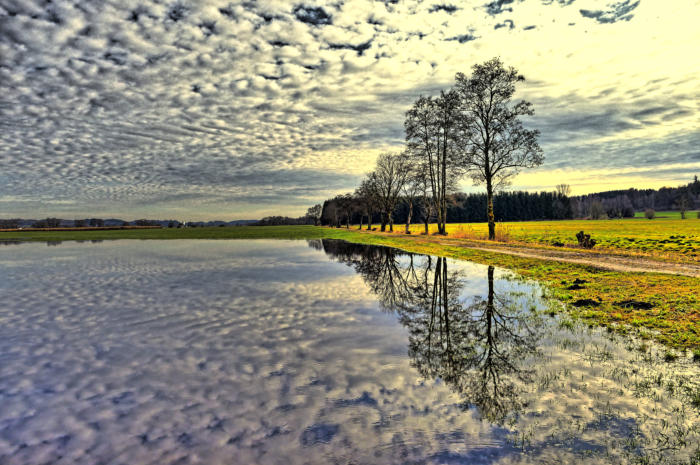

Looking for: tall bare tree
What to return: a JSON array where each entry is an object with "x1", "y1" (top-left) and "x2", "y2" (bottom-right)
[
  {"x1": 401, "y1": 153, "x2": 424, "y2": 234},
  {"x1": 336, "y1": 193, "x2": 354, "y2": 228},
  {"x1": 675, "y1": 188, "x2": 691, "y2": 219},
  {"x1": 555, "y1": 184, "x2": 571, "y2": 197},
  {"x1": 306, "y1": 204, "x2": 322, "y2": 226},
  {"x1": 371, "y1": 152, "x2": 411, "y2": 232},
  {"x1": 455, "y1": 58, "x2": 543, "y2": 240},
  {"x1": 405, "y1": 91, "x2": 463, "y2": 235},
  {"x1": 356, "y1": 177, "x2": 380, "y2": 230}
]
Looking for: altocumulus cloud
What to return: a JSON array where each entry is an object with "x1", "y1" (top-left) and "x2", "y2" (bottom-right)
[{"x1": 0, "y1": 0, "x2": 698, "y2": 219}]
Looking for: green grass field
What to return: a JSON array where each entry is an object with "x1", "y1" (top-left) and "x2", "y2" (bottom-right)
[
  {"x1": 633, "y1": 210, "x2": 699, "y2": 219},
  {"x1": 402, "y1": 216, "x2": 700, "y2": 262},
  {"x1": 1, "y1": 224, "x2": 698, "y2": 349},
  {"x1": 0, "y1": 225, "x2": 334, "y2": 242}
]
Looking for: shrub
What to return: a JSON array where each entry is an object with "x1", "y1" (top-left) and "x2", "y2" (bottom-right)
[
  {"x1": 644, "y1": 208, "x2": 655, "y2": 219},
  {"x1": 663, "y1": 351, "x2": 678, "y2": 362},
  {"x1": 451, "y1": 225, "x2": 481, "y2": 240},
  {"x1": 576, "y1": 230, "x2": 596, "y2": 248},
  {"x1": 693, "y1": 348, "x2": 700, "y2": 362},
  {"x1": 494, "y1": 223, "x2": 511, "y2": 242}
]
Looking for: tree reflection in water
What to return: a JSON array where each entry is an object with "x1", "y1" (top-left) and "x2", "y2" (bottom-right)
[{"x1": 314, "y1": 239, "x2": 542, "y2": 424}]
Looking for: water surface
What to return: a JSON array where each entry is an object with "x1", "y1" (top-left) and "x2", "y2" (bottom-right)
[{"x1": 0, "y1": 239, "x2": 698, "y2": 464}]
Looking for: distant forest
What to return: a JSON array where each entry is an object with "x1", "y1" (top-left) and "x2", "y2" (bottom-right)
[{"x1": 309, "y1": 176, "x2": 700, "y2": 226}]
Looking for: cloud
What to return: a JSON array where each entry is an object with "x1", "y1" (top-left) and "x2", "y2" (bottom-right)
[
  {"x1": 495, "y1": 19, "x2": 515, "y2": 29},
  {"x1": 446, "y1": 33, "x2": 479, "y2": 43},
  {"x1": 485, "y1": 0, "x2": 516, "y2": 15},
  {"x1": 579, "y1": 0, "x2": 639, "y2": 23},
  {"x1": 292, "y1": 5, "x2": 333, "y2": 26},
  {"x1": 428, "y1": 4, "x2": 459, "y2": 14}
]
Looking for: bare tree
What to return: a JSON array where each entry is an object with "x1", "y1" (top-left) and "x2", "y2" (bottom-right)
[
  {"x1": 355, "y1": 177, "x2": 380, "y2": 230},
  {"x1": 675, "y1": 189, "x2": 690, "y2": 219},
  {"x1": 555, "y1": 184, "x2": 571, "y2": 197},
  {"x1": 402, "y1": 168, "x2": 422, "y2": 234},
  {"x1": 336, "y1": 193, "x2": 354, "y2": 228},
  {"x1": 306, "y1": 204, "x2": 322, "y2": 226},
  {"x1": 371, "y1": 152, "x2": 411, "y2": 232},
  {"x1": 405, "y1": 91, "x2": 463, "y2": 235},
  {"x1": 455, "y1": 58, "x2": 544, "y2": 240},
  {"x1": 354, "y1": 186, "x2": 366, "y2": 231}
]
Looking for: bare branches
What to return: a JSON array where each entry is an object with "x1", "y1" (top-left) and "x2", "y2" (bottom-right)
[
  {"x1": 454, "y1": 57, "x2": 543, "y2": 239},
  {"x1": 310, "y1": 57, "x2": 543, "y2": 238},
  {"x1": 405, "y1": 92, "x2": 464, "y2": 234},
  {"x1": 370, "y1": 152, "x2": 411, "y2": 232},
  {"x1": 306, "y1": 204, "x2": 322, "y2": 226}
]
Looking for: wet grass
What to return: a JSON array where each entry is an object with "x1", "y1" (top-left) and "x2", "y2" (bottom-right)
[{"x1": 2, "y1": 224, "x2": 698, "y2": 349}]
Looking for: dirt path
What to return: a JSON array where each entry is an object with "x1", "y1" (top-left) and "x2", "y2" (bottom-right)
[
  {"x1": 448, "y1": 242, "x2": 700, "y2": 278},
  {"x1": 364, "y1": 231, "x2": 700, "y2": 278}
]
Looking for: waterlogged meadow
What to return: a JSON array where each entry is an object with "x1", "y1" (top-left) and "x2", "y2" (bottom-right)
[{"x1": 0, "y1": 240, "x2": 698, "y2": 464}]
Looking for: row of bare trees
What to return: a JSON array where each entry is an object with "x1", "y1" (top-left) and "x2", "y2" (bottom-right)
[{"x1": 314, "y1": 58, "x2": 544, "y2": 240}]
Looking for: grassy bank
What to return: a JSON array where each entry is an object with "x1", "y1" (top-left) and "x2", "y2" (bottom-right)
[{"x1": 2, "y1": 225, "x2": 698, "y2": 350}]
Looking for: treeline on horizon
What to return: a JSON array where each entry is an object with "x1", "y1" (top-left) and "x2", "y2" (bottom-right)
[
  {"x1": 343, "y1": 176, "x2": 699, "y2": 225},
  {"x1": 253, "y1": 176, "x2": 700, "y2": 227},
  {"x1": 2, "y1": 177, "x2": 697, "y2": 230},
  {"x1": 0, "y1": 218, "x2": 174, "y2": 229},
  {"x1": 0, "y1": 218, "x2": 259, "y2": 229}
]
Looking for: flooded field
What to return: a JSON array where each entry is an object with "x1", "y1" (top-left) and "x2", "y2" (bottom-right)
[{"x1": 0, "y1": 239, "x2": 698, "y2": 464}]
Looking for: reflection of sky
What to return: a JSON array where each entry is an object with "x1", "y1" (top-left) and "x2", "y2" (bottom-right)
[{"x1": 0, "y1": 240, "x2": 697, "y2": 464}]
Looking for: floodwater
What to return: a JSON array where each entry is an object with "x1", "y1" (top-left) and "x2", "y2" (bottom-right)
[{"x1": 0, "y1": 239, "x2": 697, "y2": 465}]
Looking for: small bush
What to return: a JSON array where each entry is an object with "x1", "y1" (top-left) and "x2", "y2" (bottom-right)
[
  {"x1": 451, "y1": 225, "x2": 481, "y2": 240},
  {"x1": 663, "y1": 351, "x2": 678, "y2": 362},
  {"x1": 494, "y1": 223, "x2": 511, "y2": 242},
  {"x1": 645, "y1": 208, "x2": 655, "y2": 219},
  {"x1": 576, "y1": 230, "x2": 596, "y2": 248},
  {"x1": 692, "y1": 349, "x2": 700, "y2": 362}
]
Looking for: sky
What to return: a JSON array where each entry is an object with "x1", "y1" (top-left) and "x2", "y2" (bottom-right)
[{"x1": 1, "y1": 0, "x2": 699, "y2": 220}]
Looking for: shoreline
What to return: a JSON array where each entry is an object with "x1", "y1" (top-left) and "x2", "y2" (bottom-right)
[{"x1": 1, "y1": 225, "x2": 698, "y2": 350}]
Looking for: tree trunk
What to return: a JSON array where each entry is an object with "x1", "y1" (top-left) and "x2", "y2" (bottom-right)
[
  {"x1": 388, "y1": 213, "x2": 394, "y2": 232},
  {"x1": 487, "y1": 265, "x2": 494, "y2": 310},
  {"x1": 405, "y1": 201, "x2": 413, "y2": 234},
  {"x1": 380, "y1": 213, "x2": 386, "y2": 232},
  {"x1": 435, "y1": 197, "x2": 443, "y2": 235},
  {"x1": 486, "y1": 180, "x2": 495, "y2": 240},
  {"x1": 367, "y1": 211, "x2": 372, "y2": 230},
  {"x1": 358, "y1": 215, "x2": 364, "y2": 230},
  {"x1": 424, "y1": 218, "x2": 429, "y2": 235},
  {"x1": 441, "y1": 159, "x2": 447, "y2": 235}
]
